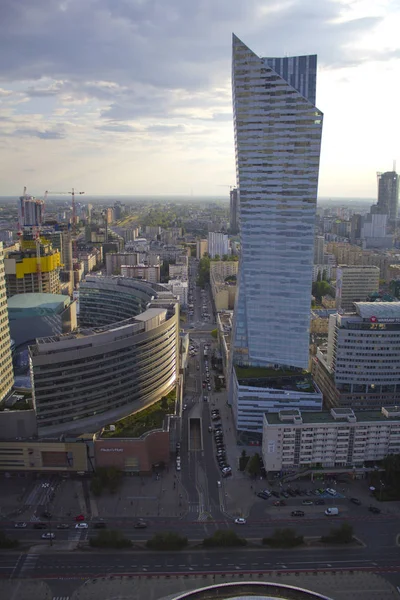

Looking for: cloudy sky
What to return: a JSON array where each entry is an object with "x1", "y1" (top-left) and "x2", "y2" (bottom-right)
[{"x1": 0, "y1": 0, "x2": 399, "y2": 198}]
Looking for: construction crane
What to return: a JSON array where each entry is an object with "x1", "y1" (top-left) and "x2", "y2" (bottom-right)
[{"x1": 46, "y1": 189, "x2": 85, "y2": 259}]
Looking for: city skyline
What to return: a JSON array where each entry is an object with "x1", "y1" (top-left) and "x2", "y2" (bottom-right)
[{"x1": 0, "y1": 0, "x2": 399, "y2": 196}]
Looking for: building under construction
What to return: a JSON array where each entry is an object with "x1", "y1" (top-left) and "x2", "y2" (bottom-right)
[{"x1": 3, "y1": 231, "x2": 61, "y2": 297}]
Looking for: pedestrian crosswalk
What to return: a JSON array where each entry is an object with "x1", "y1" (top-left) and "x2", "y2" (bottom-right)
[
  {"x1": 189, "y1": 503, "x2": 199, "y2": 513},
  {"x1": 198, "y1": 511, "x2": 212, "y2": 522},
  {"x1": 52, "y1": 597, "x2": 69, "y2": 600},
  {"x1": 19, "y1": 554, "x2": 39, "y2": 577}
]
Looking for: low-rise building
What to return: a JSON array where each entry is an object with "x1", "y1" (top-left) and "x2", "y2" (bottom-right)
[
  {"x1": 210, "y1": 261, "x2": 238, "y2": 311},
  {"x1": 262, "y1": 406, "x2": 400, "y2": 472},
  {"x1": 230, "y1": 366, "x2": 322, "y2": 433}
]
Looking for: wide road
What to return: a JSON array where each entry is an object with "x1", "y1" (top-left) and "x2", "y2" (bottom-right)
[
  {"x1": 2, "y1": 544, "x2": 400, "y2": 580},
  {"x1": 3, "y1": 512, "x2": 399, "y2": 547}
]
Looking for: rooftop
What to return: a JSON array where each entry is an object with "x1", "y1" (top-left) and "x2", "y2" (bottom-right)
[
  {"x1": 7, "y1": 293, "x2": 70, "y2": 314},
  {"x1": 265, "y1": 407, "x2": 400, "y2": 425},
  {"x1": 355, "y1": 301, "x2": 400, "y2": 320},
  {"x1": 235, "y1": 366, "x2": 316, "y2": 393}
]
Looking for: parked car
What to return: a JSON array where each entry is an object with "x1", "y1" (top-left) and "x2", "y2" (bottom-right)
[
  {"x1": 326, "y1": 488, "x2": 337, "y2": 496},
  {"x1": 14, "y1": 522, "x2": 27, "y2": 528},
  {"x1": 270, "y1": 491, "x2": 280, "y2": 498},
  {"x1": 257, "y1": 492, "x2": 269, "y2": 500},
  {"x1": 274, "y1": 500, "x2": 286, "y2": 506},
  {"x1": 291, "y1": 510, "x2": 305, "y2": 517},
  {"x1": 302, "y1": 500, "x2": 313, "y2": 506},
  {"x1": 41, "y1": 533, "x2": 55, "y2": 539},
  {"x1": 350, "y1": 498, "x2": 361, "y2": 505},
  {"x1": 369, "y1": 506, "x2": 381, "y2": 514},
  {"x1": 281, "y1": 492, "x2": 289, "y2": 498}
]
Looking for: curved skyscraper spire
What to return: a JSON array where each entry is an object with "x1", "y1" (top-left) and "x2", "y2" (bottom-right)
[
  {"x1": 230, "y1": 35, "x2": 324, "y2": 431},
  {"x1": 231, "y1": 34, "x2": 323, "y2": 370}
]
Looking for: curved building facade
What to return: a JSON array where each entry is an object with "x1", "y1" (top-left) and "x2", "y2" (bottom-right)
[
  {"x1": 165, "y1": 581, "x2": 332, "y2": 600},
  {"x1": 29, "y1": 277, "x2": 179, "y2": 435}
]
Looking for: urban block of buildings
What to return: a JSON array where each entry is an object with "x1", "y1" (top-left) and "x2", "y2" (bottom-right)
[{"x1": 262, "y1": 406, "x2": 400, "y2": 472}]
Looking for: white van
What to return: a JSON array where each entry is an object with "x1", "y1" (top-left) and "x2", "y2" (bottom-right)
[{"x1": 325, "y1": 507, "x2": 339, "y2": 516}]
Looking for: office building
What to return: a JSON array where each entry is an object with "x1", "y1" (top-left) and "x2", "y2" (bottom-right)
[
  {"x1": 207, "y1": 232, "x2": 229, "y2": 259},
  {"x1": 229, "y1": 187, "x2": 239, "y2": 234},
  {"x1": 106, "y1": 252, "x2": 139, "y2": 275},
  {"x1": 0, "y1": 243, "x2": 14, "y2": 403},
  {"x1": 314, "y1": 236, "x2": 324, "y2": 265},
  {"x1": 335, "y1": 265, "x2": 380, "y2": 312},
  {"x1": 262, "y1": 406, "x2": 400, "y2": 472},
  {"x1": 165, "y1": 279, "x2": 188, "y2": 306},
  {"x1": 196, "y1": 239, "x2": 208, "y2": 260},
  {"x1": 361, "y1": 211, "x2": 393, "y2": 250},
  {"x1": 229, "y1": 36, "x2": 323, "y2": 431},
  {"x1": 377, "y1": 170, "x2": 399, "y2": 224},
  {"x1": 29, "y1": 277, "x2": 179, "y2": 435},
  {"x1": 120, "y1": 263, "x2": 160, "y2": 283},
  {"x1": 313, "y1": 302, "x2": 400, "y2": 410},
  {"x1": 4, "y1": 235, "x2": 61, "y2": 297},
  {"x1": 169, "y1": 263, "x2": 188, "y2": 280},
  {"x1": 7, "y1": 293, "x2": 77, "y2": 348},
  {"x1": 210, "y1": 261, "x2": 239, "y2": 311}
]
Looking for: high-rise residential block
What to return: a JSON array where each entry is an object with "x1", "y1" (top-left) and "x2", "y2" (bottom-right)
[
  {"x1": 208, "y1": 232, "x2": 229, "y2": 259},
  {"x1": 229, "y1": 187, "x2": 239, "y2": 234},
  {"x1": 229, "y1": 36, "x2": 323, "y2": 431},
  {"x1": 377, "y1": 170, "x2": 399, "y2": 224},
  {"x1": 0, "y1": 243, "x2": 14, "y2": 403},
  {"x1": 335, "y1": 265, "x2": 380, "y2": 312},
  {"x1": 314, "y1": 236, "x2": 325, "y2": 265},
  {"x1": 196, "y1": 239, "x2": 208, "y2": 260}
]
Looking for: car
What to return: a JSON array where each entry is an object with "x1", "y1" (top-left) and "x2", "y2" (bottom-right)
[
  {"x1": 75, "y1": 514, "x2": 85, "y2": 522},
  {"x1": 134, "y1": 520, "x2": 148, "y2": 528},
  {"x1": 176, "y1": 442, "x2": 181, "y2": 450},
  {"x1": 203, "y1": 396, "x2": 208, "y2": 402},
  {"x1": 75, "y1": 523, "x2": 88, "y2": 529},
  {"x1": 291, "y1": 510, "x2": 305, "y2": 517},
  {"x1": 56, "y1": 523, "x2": 70, "y2": 529},
  {"x1": 217, "y1": 481, "x2": 222, "y2": 488},
  {"x1": 33, "y1": 522, "x2": 48, "y2": 529},
  {"x1": 41, "y1": 511, "x2": 52, "y2": 519},
  {"x1": 234, "y1": 518, "x2": 246, "y2": 524},
  {"x1": 41, "y1": 533, "x2": 55, "y2": 539},
  {"x1": 208, "y1": 426, "x2": 213, "y2": 433},
  {"x1": 326, "y1": 488, "x2": 337, "y2": 496},
  {"x1": 302, "y1": 500, "x2": 313, "y2": 506},
  {"x1": 257, "y1": 492, "x2": 269, "y2": 500},
  {"x1": 315, "y1": 499, "x2": 325, "y2": 505},
  {"x1": 93, "y1": 521, "x2": 107, "y2": 529},
  {"x1": 207, "y1": 385, "x2": 211, "y2": 391},
  {"x1": 176, "y1": 464, "x2": 181, "y2": 471},
  {"x1": 14, "y1": 522, "x2": 27, "y2": 528},
  {"x1": 274, "y1": 500, "x2": 286, "y2": 506},
  {"x1": 288, "y1": 489, "x2": 297, "y2": 497},
  {"x1": 281, "y1": 492, "x2": 289, "y2": 498},
  {"x1": 305, "y1": 490, "x2": 312, "y2": 496},
  {"x1": 369, "y1": 506, "x2": 381, "y2": 514},
  {"x1": 270, "y1": 491, "x2": 280, "y2": 498},
  {"x1": 350, "y1": 497, "x2": 361, "y2": 505}
]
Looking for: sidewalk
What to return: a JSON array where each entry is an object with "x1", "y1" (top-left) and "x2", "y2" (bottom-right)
[{"x1": 89, "y1": 468, "x2": 189, "y2": 519}]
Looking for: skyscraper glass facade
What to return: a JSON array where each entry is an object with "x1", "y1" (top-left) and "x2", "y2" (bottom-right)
[{"x1": 231, "y1": 35, "x2": 323, "y2": 370}]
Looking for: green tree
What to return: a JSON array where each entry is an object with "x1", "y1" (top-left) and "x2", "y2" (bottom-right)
[
  {"x1": 146, "y1": 532, "x2": 188, "y2": 551},
  {"x1": 214, "y1": 254, "x2": 220, "y2": 261},
  {"x1": 203, "y1": 529, "x2": 247, "y2": 548},
  {"x1": 263, "y1": 528, "x2": 303, "y2": 548},
  {"x1": 160, "y1": 395, "x2": 168, "y2": 410},
  {"x1": 211, "y1": 329, "x2": 218, "y2": 339},
  {"x1": 90, "y1": 530, "x2": 132, "y2": 548},
  {"x1": 247, "y1": 453, "x2": 262, "y2": 477},
  {"x1": 321, "y1": 522, "x2": 353, "y2": 544}
]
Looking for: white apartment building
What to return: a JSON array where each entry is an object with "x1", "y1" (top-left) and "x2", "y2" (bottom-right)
[
  {"x1": 120, "y1": 264, "x2": 160, "y2": 283},
  {"x1": 165, "y1": 279, "x2": 188, "y2": 306},
  {"x1": 0, "y1": 243, "x2": 14, "y2": 402},
  {"x1": 262, "y1": 406, "x2": 400, "y2": 472},
  {"x1": 208, "y1": 232, "x2": 229, "y2": 259},
  {"x1": 169, "y1": 263, "x2": 188, "y2": 280},
  {"x1": 335, "y1": 265, "x2": 380, "y2": 312}
]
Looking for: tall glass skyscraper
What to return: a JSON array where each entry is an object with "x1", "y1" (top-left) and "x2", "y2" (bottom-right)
[
  {"x1": 229, "y1": 36, "x2": 323, "y2": 431},
  {"x1": 232, "y1": 35, "x2": 323, "y2": 371}
]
